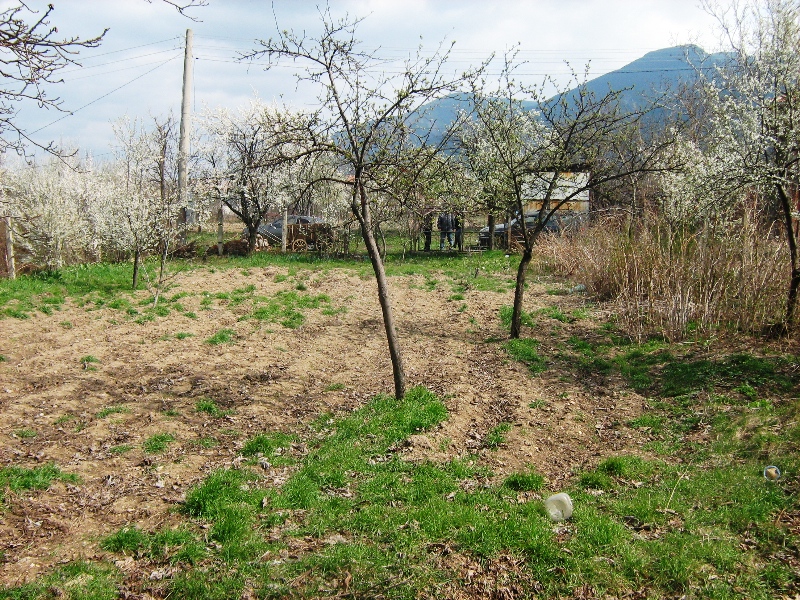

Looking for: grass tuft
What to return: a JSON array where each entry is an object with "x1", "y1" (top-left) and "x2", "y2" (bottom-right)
[
  {"x1": 0, "y1": 463, "x2": 79, "y2": 501},
  {"x1": 143, "y1": 433, "x2": 176, "y2": 454},
  {"x1": 205, "y1": 328, "x2": 235, "y2": 345},
  {"x1": 504, "y1": 338, "x2": 547, "y2": 374}
]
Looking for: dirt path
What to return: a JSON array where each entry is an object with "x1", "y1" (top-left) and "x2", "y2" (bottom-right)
[{"x1": 0, "y1": 265, "x2": 650, "y2": 585}]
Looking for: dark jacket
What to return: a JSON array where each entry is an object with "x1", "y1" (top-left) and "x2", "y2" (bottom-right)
[{"x1": 437, "y1": 213, "x2": 454, "y2": 232}]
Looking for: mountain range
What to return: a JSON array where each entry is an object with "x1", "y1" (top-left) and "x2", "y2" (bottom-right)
[{"x1": 412, "y1": 44, "x2": 731, "y2": 141}]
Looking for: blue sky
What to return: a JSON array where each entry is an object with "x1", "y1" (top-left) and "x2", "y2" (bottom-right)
[{"x1": 7, "y1": 0, "x2": 721, "y2": 159}]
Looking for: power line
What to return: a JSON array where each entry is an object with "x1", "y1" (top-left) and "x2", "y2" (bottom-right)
[
  {"x1": 30, "y1": 54, "x2": 182, "y2": 136},
  {"x1": 64, "y1": 58, "x2": 184, "y2": 82},
  {"x1": 193, "y1": 55, "x2": 722, "y2": 78},
  {"x1": 60, "y1": 48, "x2": 183, "y2": 76},
  {"x1": 78, "y1": 37, "x2": 182, "y2": 61}
]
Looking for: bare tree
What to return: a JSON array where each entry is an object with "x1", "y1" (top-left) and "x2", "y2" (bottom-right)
[
  {"x1": 0, "y1": 3, "x2": 105, "y2": 154},
  {"x1": 244, "y1": 9, "x2": 474, "y2": 399},
  {"x1": 462, "y1": 57, "x2": 679, "y2": 338},
  {"x1": 0, "y1": 1, "x2": 205, "y2": 156},
  {"x1": 146, "y1": 0, "x2": 208, "y2": 18}
]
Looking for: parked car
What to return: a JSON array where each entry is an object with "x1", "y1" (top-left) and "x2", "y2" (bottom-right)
[
  {"x1": 478, "y1": 212, "x2": 556, "y2": 248},
  {"x1": 245, "y1": 215, "x2": 327, "y2": 245},
  {"x1": 477, "y1": 211, "x2": 584, "y2": 248}
]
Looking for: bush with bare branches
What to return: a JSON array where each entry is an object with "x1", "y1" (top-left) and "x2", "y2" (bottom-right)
[{"x1": 536, "y1": 207, "x2": 786, "y2": 341}]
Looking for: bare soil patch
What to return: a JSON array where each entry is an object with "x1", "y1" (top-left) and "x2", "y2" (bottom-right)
[{"x1": 0, "y1": 265, "x2": 650, "y2": 586}]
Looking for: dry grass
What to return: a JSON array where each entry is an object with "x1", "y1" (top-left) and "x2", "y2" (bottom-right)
[{"x1": 536, "y1": 208, "x2": 788, "y2": 341}]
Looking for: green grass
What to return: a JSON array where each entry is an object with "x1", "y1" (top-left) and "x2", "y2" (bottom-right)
[
  {"x1": 503, "y1": 338, "x2": 547, "y2": 374},
  {"x1": 0, "y1": 463, "x2": 79, "y2": 502},
  {"x1": 0, "y1": 263, "x2": 141, "y2": 320},
  {"x1": 80, "y1": 355, "x2": 100, "y2": 368},
  {"x1": 485, "y1": 422, "x2": 512, "y2": 448},
  {"x1": 142, "y1": 433, "x2": 176, "y2": 454},
  {"x1": 13, "y1": 374, "x2": 800, "y2": 599},
  {"x1": 503, "y1": 469, "x2": 545, "y2": 491},
  {"x1": 195, "y1": 398, "x2": 231, "y2": 418},
  {"x1": 0, "y1": 561, "x2": 119, "y2": 599},
  {"x1": 205, "y1": 328, "x2": 236, "y2": 345},
  {"x1": 96, "y1": 405, "x2": 130, "y2": 419},
  {"x1": 13, "y1": 428, "x2": 36, "y2": 438},
  {"x1": 241, "y1": 431, "x2": 298, "y2": 467},
  {"x1": 538, "y1": 305, "x2": 572, "y2": 322},
  {"x1": 194, "y1": 436, "x2": 218, "y2": 449},
  {"x1": 499, "y1": 305, "x2": 535, "y2": 329},
  {"x1": 4, "y1": 249, "x2": 800, "y2": 599},
  {"x1": 101, "y1": 526, "x2": 205, "y2": 564},
  {"x1": 249, "y1": 290, "x2": 330, "y2": 329}
]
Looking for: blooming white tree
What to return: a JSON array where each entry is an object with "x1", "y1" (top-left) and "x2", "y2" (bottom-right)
[
  {"x1": 100, "y1": 114, "x2": 201, "y2": 289},
  {"x1": 7, "y1": 156, "x2": 91, "y2": 269},
  {"x1": 699, "y1": 0, "x2": 800, "y2": 328},
  {"x1": 656, "y1": 130, "x2": 745, "y2": 229},
  {"x1": 197, "y1": 100, "x2": 315, "y2": 252}
]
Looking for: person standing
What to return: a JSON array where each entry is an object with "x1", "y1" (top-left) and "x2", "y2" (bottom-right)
[
  {"x1": 454, "y1": 212, "x2": 464, "y2": 251},
  {"x1": 437, "y1": 211, "x2": 454, "y2": 251},
  {"x1": 421, "y1": 210, "x2": 433, "y2": 252}
]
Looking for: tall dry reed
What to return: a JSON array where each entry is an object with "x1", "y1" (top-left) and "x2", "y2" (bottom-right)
[{"x1": 535, "y1": 208, "x2": 787, "y2": 341}]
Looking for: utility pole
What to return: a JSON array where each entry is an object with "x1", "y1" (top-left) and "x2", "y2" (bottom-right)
[{"x1": 177, "y1": 28, "x2": 193, "y2": 246}]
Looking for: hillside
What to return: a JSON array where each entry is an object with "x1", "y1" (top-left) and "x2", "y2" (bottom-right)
[{"x1": 413, "y1": 44, "x2": 731, "y2": 140}]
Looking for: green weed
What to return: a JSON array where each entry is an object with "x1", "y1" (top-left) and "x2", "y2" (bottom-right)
[
  {"x1": 205, "y1": 328, "x2": 236, "y2": 345},
  {"x1": 80, "y1": 355, "x2": 100, "y2": 370},
  {"x1": 499, "y1": 305, "x2": 535, "y2": 329},
  {"x1": 194, "y1": 437, "x2": 218, "y2": 449},
  {"x1": 196, "y1": 398, "x2": 230, "y2": 418},
  {"x1": 485, "y1": 423, "x2": 511, "y2": 448},
  {"x1": 101, "y1": 526, "x2": 205, "y2": 564},
  {"x1": 0, "y1": 463, "x2": 78, "y2": 501},
  {"x1": 539, "y1": 305, "x2": 572, "y2": 322},
  {"x1": 143, "y1": 433, "x2": 176, "y2": 454},
  {"x1": 250, "y1": 291, "x2": 330, "y2": 329},
  {"x1": 242, "y1": 432, "x2": 298, "y2": 466},
  {"x1": 96, "y1": 405, "x2": 130, "y2": 419},
  {"x1": 0, "y1": 561, "x2": 119, "y2": 599},
  {"x1": 504, "y1": 470, "x2": 545, "y2": 491},
  {"x1": 503, "y1": 338, "x2": 547, "y2": 374}
]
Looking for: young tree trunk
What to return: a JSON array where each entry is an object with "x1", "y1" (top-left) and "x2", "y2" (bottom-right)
[
  {"x1": 217, "y1": 207, "x2": 224, "y2": 256},
  {"x1": 4, "y1": 216, "x2": 15, "y2": 280},
  {"x1": 246, "y1": 227, "x2": 258, "y2": 254},
  {"x1": 487, "y1": 214, "x2": 495, "y2": 250},
  {"x1": 154, "y1": 242, "x2": 169, "y2": 307},
  {"x1": 777, "y1": 183, "x2": 800, "y2": 329},
  {"x1": 510, "y1": 245, "x2": 534, "y2": 339},
  {"x1": 132, "y1": 247, "x2": 141, "y2": 289},
  {"x1": 282, "y1": 208, "x2": 288, "y2": 253},
  {"x1": 356, "y1": 181, "x2": 407, "y2": 399}
]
